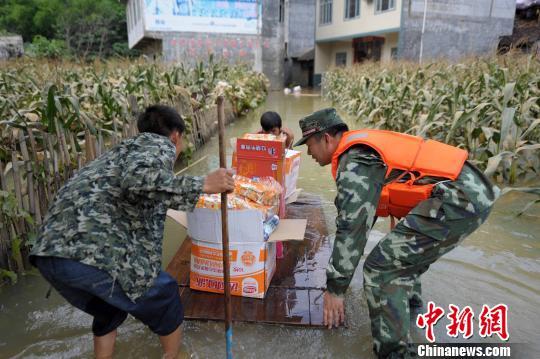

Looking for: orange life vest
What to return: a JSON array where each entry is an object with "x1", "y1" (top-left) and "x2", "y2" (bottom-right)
[{"x1": 331, "y1": 130, "x2": 468, "y2": 218}]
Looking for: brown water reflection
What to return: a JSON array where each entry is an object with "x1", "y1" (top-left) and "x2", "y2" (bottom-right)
[{"x1": 1, "y1": 92, "x2": 539, "y2": 358}]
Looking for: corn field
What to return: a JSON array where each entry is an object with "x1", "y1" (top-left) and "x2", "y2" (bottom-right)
[
  {"x1": 0, "y1": 58, "x2": 269, "y2": 283},
  {"x1": 322, "y1": 55, "x2": 540, "y2": 185}
]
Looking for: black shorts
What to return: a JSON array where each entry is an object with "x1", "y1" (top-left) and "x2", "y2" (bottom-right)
[{"x1": 34, "y1": 256, "x2": 183, "y2": 336}]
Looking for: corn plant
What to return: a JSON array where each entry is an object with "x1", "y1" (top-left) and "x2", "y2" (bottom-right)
[
  {"x1": 0, "y1": 58, "x2": 269, "y2": 282},
  {"x1": 323, "y1": 55, "x2": 540, "y2": 185}
]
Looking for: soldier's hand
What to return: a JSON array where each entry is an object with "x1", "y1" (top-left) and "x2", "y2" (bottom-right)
[
  {"x1": 203, "y1": 168, "x2": 234, "y2": 194},
  {"x1": 323, "y1": 291, "x2": 345, "y2": 329}
]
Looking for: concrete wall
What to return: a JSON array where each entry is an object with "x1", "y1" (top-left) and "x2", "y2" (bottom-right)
[
  {"x1": 314, "y1": 32, "x2": 398, "y2": 74},
  {"x1": 261, "y1": 0, "x2": 285, "y2": 89},
  {"x1": 0, "y1": 36, "x2": 23, "y2": 59},
  {"x1": 126, "y1": 1, "x2": 318, "y2": 90},
  {"x1": 398, "y1": 0, "x2": 516, "y2": 61},
  {"x1": 316, "y1": 0, "x2": 402, "y2": 42},
  {"x1": 282, "y1": 0, "x2": 316, "y2": 88},
  {"x1": 126, "y1": 0, "x2": 145, "y2": 48},
  {"x1": 382, "y1": 32, "x2": 399, "y2": 61},
  {"x1": 288, "y1": 0, "x2": 317, "y2": 58},
  {"x1": 128, "y1": 1, "x2": 291, "y2": 90}
]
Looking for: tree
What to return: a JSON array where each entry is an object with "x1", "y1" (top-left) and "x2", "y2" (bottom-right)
[{"x1": 0, "y1": 0, "x2": 134, "y2": 59}]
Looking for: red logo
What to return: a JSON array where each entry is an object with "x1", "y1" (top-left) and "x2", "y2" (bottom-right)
[
  {"x1": 416, "y1": 301, "x2": 445, "y2": 343},
  {"x1": 416, "y1": 302, "x2": 510, "y2": 342},
  {"x1": 479, "y1": 304, "x2": 509, "y2": 341},
  {"x1": 446, "y1": 304, "x2": 474, "y2": 339}
]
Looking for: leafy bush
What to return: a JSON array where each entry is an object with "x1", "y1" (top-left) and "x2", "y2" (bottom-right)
[{"x1": 26, "y1": 35, "x2": 69, "y2": 59}]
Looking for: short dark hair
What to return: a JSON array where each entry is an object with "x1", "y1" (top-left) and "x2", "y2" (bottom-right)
[
  {"x1": 137, "y1": 105, "x2": 185, "y2": 137},
  {"x1": 260, "y1": 111, "x2": 282, "y2": 132},
  {"x1": 312, "y1": 123, "x2": 349, "y2": 141}
]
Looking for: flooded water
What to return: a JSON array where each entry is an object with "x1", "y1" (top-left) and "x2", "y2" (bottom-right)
[{"x1": 1, "y1": 92, "x2": 539, "y2": 358}]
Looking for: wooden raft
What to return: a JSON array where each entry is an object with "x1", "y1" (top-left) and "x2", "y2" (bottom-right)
[{"x1": 165, "y1": 193, "x2": 331, "y2": 327}]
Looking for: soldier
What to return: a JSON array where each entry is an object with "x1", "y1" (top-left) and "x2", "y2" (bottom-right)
[
  {"x1": 294, "y1": 108, "x2": 499, "y2": 358},
  {"x1": 30, "y1": 105, "x2": 234, "y2": 359}
]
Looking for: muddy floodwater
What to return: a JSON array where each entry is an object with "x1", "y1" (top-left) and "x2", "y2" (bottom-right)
[{"x1": 1, "y1": 92, "x2": 539, "y2": 358}]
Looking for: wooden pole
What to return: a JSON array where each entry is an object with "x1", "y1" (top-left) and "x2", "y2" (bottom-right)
[
  {"x1": 55, "y1": 120, "x2": 71, "y2": 180},
  {"x1": 18, "y1": 132, "x2": 41, "y2": 225},
  {"x1": 46, "y1": 133, "x2": 61, "y2": 193},
  {"x1": 217, "y1": 96, "x2": 233, "y2": 359},
  {"x1": 0, "y1": 160, "x2": 14, "y2": 271},
  {"x1": 36, "y1": 130, "x2": 53, "y2": 202},
  {"x1": 26, "y1": 129, "x2": 45, "y2": 222}
]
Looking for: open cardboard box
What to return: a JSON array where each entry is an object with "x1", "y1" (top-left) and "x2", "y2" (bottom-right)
[{"x1": 167, "y1": 209, "x2": 307, "y2": 298}]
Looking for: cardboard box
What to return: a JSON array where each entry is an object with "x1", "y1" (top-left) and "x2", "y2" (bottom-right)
[
  {"x1": 190, "y1": 239, "x2": 276, "y2": 298},
  {"x1": 167, "y1": 209, "x2": 306, "y2": 299},
  {"x1": 284, "y1": 149, "x2": 301, "y2": 200},
  {"x1": 236, "y1": 136, "x2": 287, "y2": 217}
]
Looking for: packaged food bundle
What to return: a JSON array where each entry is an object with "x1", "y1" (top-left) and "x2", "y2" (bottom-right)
[
  {"x1": 263, "y1": 215, "x2": 280, "y2": 241},
  {"x1": 233, "y1": 175, "x2": 283, "y2": 206},
  {"x1": 244, "y1": 198, "x2": 278, "y2": 220},
  {"x1": 196, "y1": 193, "x2": 250, "y2": 210},
  {"x1": 196, "y1": 193, "x2": 278, "y2": 220},
  {"x1": 241, "y1": 133, "x2": 280, "y2": 141}
]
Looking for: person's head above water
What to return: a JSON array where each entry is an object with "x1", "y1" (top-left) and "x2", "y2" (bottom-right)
[{"x1": 260, "y1": 111, "x2": 283, "y2": 136}]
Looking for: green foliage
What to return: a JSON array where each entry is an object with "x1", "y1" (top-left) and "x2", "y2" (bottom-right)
[
  {"x1": 0, "y1": 59, "x2": 269, "y2": 279},
  {"x1": 0, "y1": 0, "x2": 135, "y2": 59},
  {"x1": 0, "y1": 190, "x2": 32, "y2": 225},
  {"x1": 0, "y1": 269, "x2": 17, "y2": 284},
  {"x1": 26, "y1": 35, "x2": 69, "y2": 59},
  {"x1": 323, "y1": 55, "x2": 540, "y2": 185},
  {"x1": 0, "y1": 190, "x2": 33, "y2": 276},
  {"x1": 0, "y1": 58, "x2": 268, "y2": 161}
]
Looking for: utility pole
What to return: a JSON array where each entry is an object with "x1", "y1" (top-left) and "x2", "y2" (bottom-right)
[{"x1": 419, "y1": 0, "x2": 428, "y2": 64}]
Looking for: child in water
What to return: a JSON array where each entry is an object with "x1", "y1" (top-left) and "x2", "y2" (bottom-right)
[{"x1": 259, "y1": 111, "x2": 294, "y2": 149}]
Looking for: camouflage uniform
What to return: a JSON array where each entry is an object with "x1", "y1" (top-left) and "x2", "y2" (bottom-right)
[
  {"x1": 30, "y1": 132, "x2": 203, "y2": 302},
  {"x1": 296, "y1": 108, "x2": 499, "y2": 359},
  {"x1": 332, "y1": 146, "x2": 499, "y2": 358}
]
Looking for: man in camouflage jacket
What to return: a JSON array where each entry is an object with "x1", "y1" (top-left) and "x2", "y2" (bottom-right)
[
  {"x1": 295, "y1": 108, "x2": 499, "y2": 358},
  {"x1": 30, "y1": 105, "x2": 234, "y2": 358}
]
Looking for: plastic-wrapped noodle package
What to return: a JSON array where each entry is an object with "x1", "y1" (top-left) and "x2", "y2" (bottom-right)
[
  {"x1": 196, "y1": 193, "x2": 249, "y2": 210},
  {"x1": 241, "y1": 133, "x2": 279, "y2": 141},
  {"x1": 196, "y1": 193, "x2": 278, "y2": 220},
  {"x1": 263, "y1": 215, "x2": 280, "y2": 241},
  {"x1": 233, "y1": 175, "x2": 283, "y2": 206}
]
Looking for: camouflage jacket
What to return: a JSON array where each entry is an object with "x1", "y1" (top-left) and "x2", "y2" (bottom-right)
[
  {"x1": 327, "y1": 145, "x2": 386, "y2": 296},
  {"x1": 31, "y1": 132, "x2": 203, "y2": 302}
]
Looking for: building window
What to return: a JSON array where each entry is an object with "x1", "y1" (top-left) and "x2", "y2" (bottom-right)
[
  {"x1": 376, "y1": 0, "x2": 395, "y2": 13},
  {"x1": 345, "y1": 0, "x2": 360, "y2": 19},
  {"x1": 335, "y1": 52, "x2": 347, "y2": 66},
  {"x1": 320, "y1": 0, "x2": 333, "y2": 25}
]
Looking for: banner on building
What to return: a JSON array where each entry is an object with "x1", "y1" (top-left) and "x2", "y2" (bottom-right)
[{"x1": 144, "y1": 0, "x2": 260, "y2": 34}]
